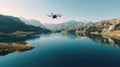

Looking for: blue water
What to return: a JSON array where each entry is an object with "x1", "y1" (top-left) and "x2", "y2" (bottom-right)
[{"x1": 0, "y1": 33, "x2": 120, "y2": 67}]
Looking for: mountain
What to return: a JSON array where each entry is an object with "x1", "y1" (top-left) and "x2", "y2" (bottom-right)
[
  {"x1": 0, "y1": 14, "x2": 50, "y2": 34},
  {"x1": 86, "y1": 18, "x2": 120, "y2": 39},
  {"x1": 83, "y1": 21, "x2": 93, "y2": 26},
  {"x1": 19, "y1": 18, "x2": 45, "y2": 28},
  {"x1": 59, "y1": 20, "x2": 84, "y2": 29},
  {"x1": 44, "y1": 20, "x2": 93, "y2": 30},
  {"x1": 87, "y1": 18, "x2": 120, "y2": 33},
  {"x1": 43, "y1": 23, "x2": 58, "y2": 30}
]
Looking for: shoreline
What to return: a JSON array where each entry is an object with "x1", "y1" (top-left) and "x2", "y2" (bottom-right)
[{"x1": 89, "y1": 30, "x2": 120, "y2": 40}]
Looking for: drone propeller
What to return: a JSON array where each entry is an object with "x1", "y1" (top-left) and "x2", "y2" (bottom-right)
[
  {"x1": 47, "y1": 14, "x2": 51, "y2": 17},
  {"x1": 51, "y1": 13, "x2": 53, "y2": 15},
  {"x1": 57, "y1": 14, "x2": 62, "y2": 17}
]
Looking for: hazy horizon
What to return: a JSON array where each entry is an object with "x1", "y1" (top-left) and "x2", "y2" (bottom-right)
[{"x1": 0, "y1": 0, "x2": 120, "y2": 24}]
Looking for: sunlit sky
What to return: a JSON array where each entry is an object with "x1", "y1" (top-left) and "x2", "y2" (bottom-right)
[{"x1": 0, "y1": 0, "x2": 120, "y2": 24}]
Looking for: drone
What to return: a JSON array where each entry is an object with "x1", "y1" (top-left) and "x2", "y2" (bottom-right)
[{"x1": 47, "y1": 13, "x2": 62, "y2": 19}]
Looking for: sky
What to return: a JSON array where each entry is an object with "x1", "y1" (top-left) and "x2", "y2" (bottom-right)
[{"x1": 0, "y1": 0, "x2": 120, "y2": 24}]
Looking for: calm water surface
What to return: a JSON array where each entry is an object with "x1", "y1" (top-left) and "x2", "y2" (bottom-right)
[{"x1": 0, "y1": 33, "x2": 120, "y2": 67}]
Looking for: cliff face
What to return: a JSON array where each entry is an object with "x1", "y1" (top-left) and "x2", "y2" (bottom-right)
[{"x1": 87, "y1": 18, "x2": 120, "y2": 33}]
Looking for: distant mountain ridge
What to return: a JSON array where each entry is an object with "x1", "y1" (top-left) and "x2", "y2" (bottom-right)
[
  {"x1": 44, "y1": 20, "x2": 93, "y2": 30},
  {"x1": 19, "y1": 18, "x2": 45, "y2": 28},
  {"x1": 0, "y1": 14, "x2": 50, "y2": 34}
]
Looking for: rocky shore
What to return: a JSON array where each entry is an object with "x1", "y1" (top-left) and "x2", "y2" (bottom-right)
[{"x1": 60, "y1": 18, "x2": 120, "y2": 39}]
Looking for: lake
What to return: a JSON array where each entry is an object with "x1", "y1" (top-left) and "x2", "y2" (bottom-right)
[{"x1": 0, "y1": 33, "x2": 120, "y2": 67}]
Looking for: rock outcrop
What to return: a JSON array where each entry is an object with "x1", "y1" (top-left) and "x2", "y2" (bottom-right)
[{"x1": 86, "y1": 18, "x2": 120, "y2": 33}]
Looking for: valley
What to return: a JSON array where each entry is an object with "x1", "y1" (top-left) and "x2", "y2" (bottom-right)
[{"x1": 0, "y1": 14, "x2": 120, "y2": 67}]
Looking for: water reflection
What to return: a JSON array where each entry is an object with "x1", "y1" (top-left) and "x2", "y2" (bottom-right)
[
  {"x1": 60, "y1": 33, "x2": 120, "y2": 48},
  {"x1": 0, "y1": 34, "x2": 41, "y2": 43},
  {"x1": 60, "y1": 32, "x2": 87, "y2": 39},
  {"x1": 61, "y1": 33, "x2": 79, "y2": 39},
  {"x1": 0, "y1": 33, "x2": 120, "y2": 56},
  {"x1": 86, "y1": 34, "x2": 120, "y2": 48}
]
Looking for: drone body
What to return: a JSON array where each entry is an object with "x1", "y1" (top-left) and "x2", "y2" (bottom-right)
[{"x1": 47, "y1": 13, "x2": 62, "y2": 19}]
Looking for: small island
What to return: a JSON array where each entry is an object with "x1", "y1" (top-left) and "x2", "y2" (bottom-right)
[{"x1": 0, "y1": 42, "x2": 35, "y2": 56}]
